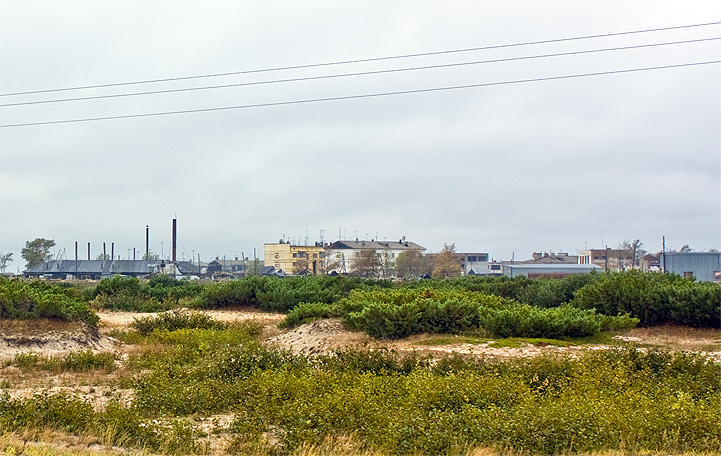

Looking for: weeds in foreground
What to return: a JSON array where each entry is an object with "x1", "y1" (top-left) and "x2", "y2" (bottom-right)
[
  {"x1": 3, "y1": 320, "x2": 720, "y2": 455},
  {"x1": 12, "y1": 350, "x2": 116, "y2": 373}
]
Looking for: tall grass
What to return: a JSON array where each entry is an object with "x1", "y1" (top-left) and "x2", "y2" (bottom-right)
[{"x1": 124, "y1": 326, "x2": 721, "y2": 455}]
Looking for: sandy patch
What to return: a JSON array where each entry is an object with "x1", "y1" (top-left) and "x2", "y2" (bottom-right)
[
  {"x1": 0, "y1": 320, "x2": 118, "y2": 361},
  {"x1": 266, "y1": 319, "x2": 721, "y2": 361},
  {"x1": 266, "y1": 319, "x2": 376, "y2": 355},
  {"x1": 97, "y1": 308, "x2": 286, "y2": 329}
]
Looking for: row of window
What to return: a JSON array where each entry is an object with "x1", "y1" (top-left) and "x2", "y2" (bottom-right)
[
  {"x1": 466, "y1": 255, "x2": 489, "y2": 262},
  {"x1": 292, "y1": 252, "x2": 325, "y2": 259}
]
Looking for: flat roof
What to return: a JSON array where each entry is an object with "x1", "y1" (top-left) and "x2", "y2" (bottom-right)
[{"x1": 503, "y1": 264, "x2": 601, "y2": 270}]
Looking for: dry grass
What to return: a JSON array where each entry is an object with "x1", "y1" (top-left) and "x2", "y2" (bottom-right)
[
  {"x1": 624, "y1": 324, "x2": 721, "y2": 351},
  {"x1": 0, "y1": 430, "x2": 134, "y2": 456},
  {"x1": 0, "y1": 319, "x2": 85, "y2": 333}
]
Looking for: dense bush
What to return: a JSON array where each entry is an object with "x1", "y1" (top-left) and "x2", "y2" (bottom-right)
[
  {"x1": 478, "y1": 303, "x2": 602, "y2": 339},
  {"x1": 279, "y1": 301, "x2": 344, "y2": 328},
  {"x1": 130, "y1": 309, "x2": 229, "y2": 335},
  {"x1": 0, "y1": 277, "x2": 99, "y2": 325},
  {"x1": 227, "y1": 347, "x2": 721, "y2": 455},
  {"x1": 84, "y1": 274, "x2": 202, "y2": 312},
  {"x1": 336, "y1": 288, "x2": 622, "y2": 340},
  {"x1": 516, "y1": 273, "x2": 601, "y2": 308},
  {"x1": 198, "y1": 275, "x2": 386, "y2": 312},
  {"x1": 347, "y1": 298, "x2": 485, "y2": 339},
  {"x1": 571, "y1": 270, "x2": 721, "y2": 327}
]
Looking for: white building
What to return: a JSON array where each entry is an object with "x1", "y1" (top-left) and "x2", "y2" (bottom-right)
[{"x1": 325, "y1": 239, "x2": 425, "y2": 275}]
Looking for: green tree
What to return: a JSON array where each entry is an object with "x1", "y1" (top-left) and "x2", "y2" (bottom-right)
[
  {"x1": 21, "y1": 238, "x2": 56, "y2": 269},
  {"x1": 0, "y1": 252, "x2": 12, "y2": 273},
  {"x1": 96, "y1": 253, "x2": 111, "y2": 260},
  {"x1": 431, "y1": 243, "x2": 463, "y2": 279},
  {"x1": 142, "y1": 251, "x2": 160, "y2": 260}
]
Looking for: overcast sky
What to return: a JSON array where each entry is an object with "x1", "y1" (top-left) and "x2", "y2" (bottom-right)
[{"x1": 1, "y1": 1, "x2": 719, "y2": 271}]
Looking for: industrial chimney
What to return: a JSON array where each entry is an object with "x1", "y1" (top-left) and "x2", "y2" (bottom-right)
[{"x1": 172, "y1": 218, "x2": 177, "y2": 263}]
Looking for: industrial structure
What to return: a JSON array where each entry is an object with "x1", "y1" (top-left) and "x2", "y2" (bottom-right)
[{"x1": 660, "y1": 251, "x2": 721, "y2": 282}]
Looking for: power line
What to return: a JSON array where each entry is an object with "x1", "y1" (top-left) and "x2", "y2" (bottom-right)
[
  {"x1": 2, "y1": 37, "x2": 717, "y2": 108},
  {"x1": 2, "y1": 60, "x2": 717, "y2": 129},
  {"x1": 1, "y1": 21, "x2": 719, "y2": 98}
]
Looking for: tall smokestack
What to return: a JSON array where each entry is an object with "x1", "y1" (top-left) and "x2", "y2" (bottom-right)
[
  {"x1": 87, "y1": 242, "x2": 90, "y2": 260},
  {"x1": 146, "y1": 225, "x2": 149, "y2": 259},
  {"x1": 103, "y1": 242, "x2": 107, "y2": 260},
  {"x1": 111, "y1": 243, "x2": 115, "y2": 261},
  {"x1": 172, "y1": 218, "x2": 177, "y2": 263}
]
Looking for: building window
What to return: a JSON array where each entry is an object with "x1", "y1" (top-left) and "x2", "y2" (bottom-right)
[
  {"x1": 293, "y1": 253, "x2": 297, "y2": 258},
  {"x1": 468, "y1": 256, "x2": 477, "y2": 262},
  {"x1": 490, "y1": 264, "x2": 501, "y2": 270},
  {"x1": 714, "y1": 271, "x2": 721, "y2": 283},
  {"x1": 274, "y1": 254, "x2": 280, "y2": 260},
  {"x1": 683, "y1": 272, "x2": 693, "y2": 278},
  {"x1": 313, "y1": 254, "x2": 318, "y2": 258},
  {"x1": 319, "y1": 252, "x2": 325, "y2": 258}
]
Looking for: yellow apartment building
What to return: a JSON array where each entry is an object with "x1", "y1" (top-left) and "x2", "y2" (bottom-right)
[{"x1": 264, "y1": 242, "x2": 327, "y2": 275}]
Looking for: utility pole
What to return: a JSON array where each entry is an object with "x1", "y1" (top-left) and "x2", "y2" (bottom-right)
[{"x1": 662, "y1": 236, "x2": 666, "y2": 273}]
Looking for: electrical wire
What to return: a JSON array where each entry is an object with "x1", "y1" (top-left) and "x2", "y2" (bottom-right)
[
  {"x1": 1, "y1": 21, "x2": 719, "y2": 97},
  {"x1": 1, "y1": 60, "x2": 718, "y2": 129},
  {"x1": 2, "y1": 36, "x2": 717, "y2": 108}
]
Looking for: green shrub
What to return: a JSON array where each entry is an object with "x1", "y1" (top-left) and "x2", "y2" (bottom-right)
[
  {"x1": 0, "y1": 392, "x2": 94, "y2": 432},
  {"x1": 198, "y1": 275, "x2": 384, "y2": 312},
  {"x1": 571, "y1": 271, "x2": 721, "y2": 327},
  {"x1": 85, "y1": 274, "x2": 143, "y2": 300},
  {"x1": 599, "y1": 313, "x2": 640, "y2": 331},
  {"x1": 131, "y1": 309, "x2": 229, "y2": 335},
  {"x1": 478, "y1": 304, "x2": 603, "y2": 339},
  {"x1": 224, "y1": 348, "x2": 721, "y2": 455},
  {"x1": 90, "y1": 290, "x2": 171, "y2": 312},
  {"x1": 279, "y1": 301, "x2": 344, "y2": 328},
  {"x1": 13, "y1": 350, "x2": 116, "y2": 372},
  {"x1": 197, "y1": 276, "x2": 264, "y2": 309},
  {"x1": 340, "y1": 288, "x2": 607, "y2": 340},
  {"x1": 62, "y1": 350, "x2": 116, "y2": 371},
  {"x1": 343, "y1": 289, "x2": 507, "y2": 339},
  {"x1": 0, "y1": 277, "x2": 98, "y2": 325}
]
